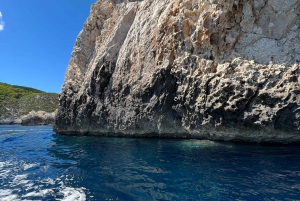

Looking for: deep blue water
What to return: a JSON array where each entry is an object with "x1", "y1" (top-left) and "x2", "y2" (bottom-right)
[{"x1": 1, "y1": 125, "x2": 300, "y2": 200}]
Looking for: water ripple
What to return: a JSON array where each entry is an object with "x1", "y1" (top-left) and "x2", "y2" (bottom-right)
[{"x1": 1, "y1": 125, "x2": 300, "y2": 200}]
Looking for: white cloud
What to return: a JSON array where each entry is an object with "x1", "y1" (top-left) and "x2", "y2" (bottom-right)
[{"x1": 0, "y1": 12, "x2": 4, "y2": 31}]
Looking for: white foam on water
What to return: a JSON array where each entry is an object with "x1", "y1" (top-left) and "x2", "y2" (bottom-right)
[
  {"x1": 0, "y1": 159, "x2": 86, "y2": 201},
  {"x1": 23, "y1": 191, "x2": 44, "y2": 197},
  {"x1": 41, "y1": 178, "x2": 55, "y2": 185},
  {"x1": 23, "y1": 189, "x2": 54, "y2": 198},
  {"x1": 12, "y1": 174, "x2": 29, "y2": 184},
  {"x1": 0, "y1": 190, "x2": 20, "y2": 201},
  {"x1": 2, "y1": 172, "x2": 86, "y2": 201},
  {"x1": 23, "y1": 163, "x2": 38, "y2": 170},
  {"x1": 0, "y1": 161, "x2": 6, "y2": 168},
  {"x1": 0, "y1": 161, "x2": 13, "y2": 181},
  {"x1": 58, "y1": 187, "x2": 86, "y2": 201},
  {"x1": 0, "y1": 189, "x2": 12, "y2": 196},
  {"x1": 0, "y1": 169, "x2": 11, "y2": 178},
  {"x1": 0, "y1": 194, "x2": 20, "y2": 201},
  {"x1": 22, "y1": 200, "x2": 41, "y2": 201},
  {"x1": 24, "y1": 182, "x2": 35, "y2": 191}
]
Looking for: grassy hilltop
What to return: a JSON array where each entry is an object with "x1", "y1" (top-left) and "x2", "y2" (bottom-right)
[{"x1": 0, "y1": 82, "x2": 58, "y2": 119}]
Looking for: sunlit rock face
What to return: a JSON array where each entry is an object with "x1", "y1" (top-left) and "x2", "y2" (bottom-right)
[
  {"x1": 21, "y1": 111, "x2": 56, "y2": 126},
  {"x1": 54, "y1": 0, "x2": 300, "y2": 143}
]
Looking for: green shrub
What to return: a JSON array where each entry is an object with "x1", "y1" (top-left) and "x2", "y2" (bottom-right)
[{"x1": 0, "y1": 82, "x2": 58, "y2": 117}]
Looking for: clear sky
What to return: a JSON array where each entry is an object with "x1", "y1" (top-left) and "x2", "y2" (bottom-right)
[{"x1": 0, "y1": 0, "x2": 97, "y2": 93}]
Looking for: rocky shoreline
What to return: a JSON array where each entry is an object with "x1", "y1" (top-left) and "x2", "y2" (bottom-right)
[
  {"x1": 21, "y1": 111, "x2": 56, "y2": 126},
  {"x1": 0, "y1": 83, "x2": 58, "y2": 126},
  {"x1": 0, "y1": 110, "x2": 56, "y2": 126},
  {"x1": 54, "y1": 0, "x2": 300, "y2": 143},
  {"x1": 0, "y1": 116, "x2": 21, "y2": 125}
]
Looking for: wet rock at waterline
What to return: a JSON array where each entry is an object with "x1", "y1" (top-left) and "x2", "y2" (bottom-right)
[{"x1": 54, "y1": 0, "x2": 300, "y2": 143}]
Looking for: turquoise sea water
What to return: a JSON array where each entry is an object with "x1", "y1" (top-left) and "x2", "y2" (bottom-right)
[{"x1": 1, "y1": 125, "x2": 300, "y2": 200}]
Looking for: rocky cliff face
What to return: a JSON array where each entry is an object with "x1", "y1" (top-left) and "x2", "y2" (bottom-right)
[
  {"x1": 21, "y1": 111, "x2": 56, "y2": 126},
  {"x1": 54, "y1": 0, "x2": 300, "y2": 143}
]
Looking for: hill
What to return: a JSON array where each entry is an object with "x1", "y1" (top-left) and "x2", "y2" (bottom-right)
[{"x1": 0, "y1": 82, "x2": 59, "y2": 124}]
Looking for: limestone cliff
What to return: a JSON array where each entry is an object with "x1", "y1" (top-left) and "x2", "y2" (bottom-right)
[
  {"x1": 54, "y1": 0, "x2": 300, "y2": 143},
  {"x1": 21, "y1": 110, "x2": 56, "y2": 126}
]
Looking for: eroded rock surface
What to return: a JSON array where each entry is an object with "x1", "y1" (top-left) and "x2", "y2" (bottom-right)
[
  {"x1": 0, "y1": 116, "x2": 21, "y2": 124},
  {"x1": 22, "y1": 111, "x2": 56, "y2": 126},
  {"x1": 54, "y1": 0, "x2": 300, "y2": 143}
]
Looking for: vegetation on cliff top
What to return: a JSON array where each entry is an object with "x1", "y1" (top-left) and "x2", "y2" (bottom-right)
[
  {"x1": 0, "y1": 82, "x2": 44, "y2": 100},
  {"x1": 0, "y1": 82, "x2": 58, "y2": 117}
]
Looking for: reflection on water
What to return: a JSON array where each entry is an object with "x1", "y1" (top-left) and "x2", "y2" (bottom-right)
[{"x1": 1, "y1": 125, "x2": 300, "y2": 200}]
